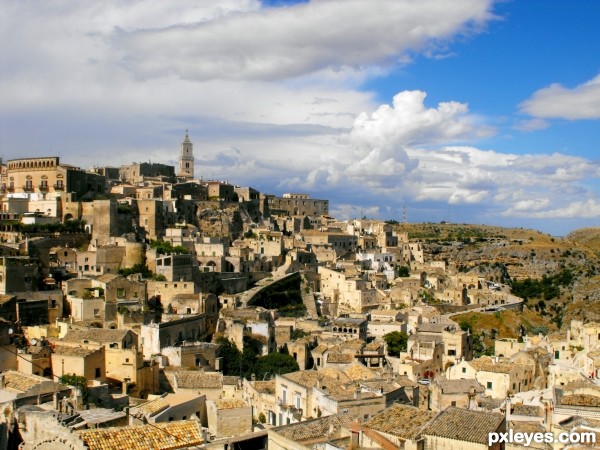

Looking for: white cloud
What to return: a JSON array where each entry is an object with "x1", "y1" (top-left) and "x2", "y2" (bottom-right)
[
  {"x1": 513, "y1": 118, "x2": 549, "y2": 132},
  {"x1": 520, "y1": 73, "x2": 600, "y2": 120},
  {"x1": 115, "y1": 0, "x2": 493, "y2": 82}
]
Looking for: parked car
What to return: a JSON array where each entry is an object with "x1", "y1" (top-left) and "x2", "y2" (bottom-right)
[{"x1": 418, "y1": 378, "x2": 431, "y2": 385}]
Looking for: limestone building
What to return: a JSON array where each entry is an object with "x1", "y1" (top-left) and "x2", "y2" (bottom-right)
[{"x1": 178, "y1": 130, "x2": 194, "y2": 179}]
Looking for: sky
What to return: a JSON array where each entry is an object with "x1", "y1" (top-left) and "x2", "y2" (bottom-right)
[{"x1": 1, "y1": 0, "x2": 600, "y2": 236}]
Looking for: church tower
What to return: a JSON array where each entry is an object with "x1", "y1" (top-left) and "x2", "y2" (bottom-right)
[{"x1": 178, "y1": 130, "x2": 194, "y2": 179}]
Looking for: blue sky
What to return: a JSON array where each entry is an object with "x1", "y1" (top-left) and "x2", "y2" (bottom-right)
[{"x1": 1, "y1": 0, "x2": 599, "y2": 235}]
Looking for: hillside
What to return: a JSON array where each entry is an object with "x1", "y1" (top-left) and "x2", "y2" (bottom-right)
[{"x1": 397, "y1": 223, "x2": 600, "y2": 327}]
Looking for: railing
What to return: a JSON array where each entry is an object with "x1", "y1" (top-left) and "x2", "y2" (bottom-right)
[
  {"x1": 53, "y1": 184, "x2": 65, "y2": 191},
  {"x1": 23, "y1": 185, "x2": 34, "y2": 192}
]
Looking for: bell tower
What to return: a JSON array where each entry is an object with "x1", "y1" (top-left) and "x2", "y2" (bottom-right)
[{"x1": 178, "y1": 130, "x2": 194, "y2": 179}]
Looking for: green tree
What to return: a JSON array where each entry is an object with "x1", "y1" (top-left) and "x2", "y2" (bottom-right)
[
  {"x1": 59, "y1": 374, "x2": 89, "y2": 403},
  {"x1": 383, "y1": 331, "x2": 409, "y2": 356},
  {"x1": 216, "y1": 337, "x2": 242, "y2": 376},
  {"x1": 396, "y1": 266, "x2": 410, "y2": 277},
  {"x1": 254, "y1": 352, "x2": 299, "y2": 379}
]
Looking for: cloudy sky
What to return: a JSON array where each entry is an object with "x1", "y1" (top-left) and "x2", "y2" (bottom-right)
[{"x1": 1, "y1": 0, "x2": 599, "y2": 235}]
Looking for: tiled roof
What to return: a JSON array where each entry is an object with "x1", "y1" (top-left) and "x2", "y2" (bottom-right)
[
  {"x1": 175, "y1": 371, "x2": 222, "y2": 389},
  {"x1": 252, "y1": 381, "x2": 275, "y2": 394},
  {"x1": 135, "y1": 397, "x2": 170, "y2": 417},
  {"x1": 1, "y1": 372, "x2": 44, "y2": 393},
  {"x1": 327, "y1": 352, "x2": 355, "y2": 364},
  {"x1": 512, "y1": 404, "x2": 543, "y2": 417},
  {"x1": 95, "y1": 273, "x2": 121, "y2": 283},
  {"x1": 215, "y1": 399, "x2": 248, "y2": 409},
  {"x1": 282, "y1": 369, "x2": 350, "y2": 389},
  {"x1": 61, "y1": 329, "x2": 130, "y2": 344},
  {"x1": 470, "y1": 356, "x2": 518, "y2": 374},
  {"x1": 222, "y1": 375, "x2": 240, "y2": 386},
  {"x1": 52, "y1": 345, "x2": 97, "y2": 357},
  {"x1": 366, "y1": 404, "x2": 435, "y2": 440},
  {"x1": 436, "y1": 379, "x2": 484, "y2": 395},
  {"x1": 78, "y1": 420, "x2": 203, "y2": 450},
  {"x1": 422, "y1": 407, "x2": 504, "y2": 444},
  {"x1": 364, "y1": 341, "x2": 384, "y2": 351},
  {"x1": 312, "y1": 344, "x2": 328, "y2": 354},
  {"x1": 275, "y1": 414, "x2": 351, "y2": 442},
  {"x1": 343, "y1": 363, "x2": 379, "y2": 381}
]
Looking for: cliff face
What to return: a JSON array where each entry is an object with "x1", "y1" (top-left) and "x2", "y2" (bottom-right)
[
  {"x1": 405, "y1": 224, "x2": 600, "y2": 326},
  {"x1": 195, "y1": 203, "x2": 248, "y2": 240}
]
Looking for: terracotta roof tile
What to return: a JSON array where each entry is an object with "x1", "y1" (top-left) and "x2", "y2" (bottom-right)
[
  {"x1": 175, "y1": 371, "x2": 222, "y2": 389},
  {"x1": 79, "y1": 420, "x2": 203, "y2": 450},
  {"x1": 275, "y1": 414, "x2": 351, "y2": 442},
  {"x1": 366, "y1": 404, "x2": 435, "y2": 440},
  {"x1": 422, "y1": 407, "x2": 504, "y2": 444},
  {"x1": 135, "y1": 397, "x2": 170, "y2": 417}
]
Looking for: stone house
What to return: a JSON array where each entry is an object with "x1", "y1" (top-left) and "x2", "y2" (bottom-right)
[
  {"x1": 448, "y1": 356, "x2": 535, "y2": 399},
  {"x1": 130, "y1": 392, "x2": 206, "y2": 425},
  {"x1": 243, "y1": 379, "x2": 277, "y2": 425},
  {"x1": 167, "y1": 370, "x2": 224, "y2": 401},
  {"x1": 429, "y1": 378, "x2": 484, "y2": 412},
  {"x1": 206, "y1": 398, "x2": 252, "y2": 438}
]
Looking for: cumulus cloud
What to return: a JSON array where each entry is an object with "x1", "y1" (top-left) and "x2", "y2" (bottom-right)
[{"x1": 520, "y1": 73, "x2": 600, "y2": 120}]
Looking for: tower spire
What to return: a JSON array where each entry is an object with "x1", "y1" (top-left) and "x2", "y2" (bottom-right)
[{"x1": 178, "y1": 130, "x2": 194, "y2": 179}]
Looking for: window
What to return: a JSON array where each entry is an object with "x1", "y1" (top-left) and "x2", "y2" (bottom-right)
[
  {"x1": 462, "y1": 367, "x2": 467, "y2": 373},
  {"x1": 451, "y1": 401, "x2": 457, "y2": 407},
  {"x1": 295, "y1": 394, "x2": 301, "y2": 409},
  {"x1": 487, "y1": 382, "x2": 493, "y2": 389},
  {"x1": 117, "y1": 288, "x2": 125, "y2": 298},
  {"x1": 95, "y1": 368, "x2": 101, "y2": 378},
  {"x1": 282, "y1": 389, "x2": 287, "y2": 404}
]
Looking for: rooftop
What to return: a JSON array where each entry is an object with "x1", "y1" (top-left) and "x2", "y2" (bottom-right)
[
  {"x1": 78, "y1": 420, "x2": 203, "y2": 450},
  {"x1": 274, "y1": 414, "x2": 351, "y2": 442},
  {"x1": 175, "y1": 370, "x2": 222, "y2": 389},
  {"x1": 421, "y1": 407, "x2": 504, "y2": 444},
  {"x1": 436, "y1": 379, "x2": 484, "y2": 395},
  {"x1": 366, "y1": 404, "x2": 435, "y2": 440},
  {"x1": 61, "y1": 328, "x2": 130, "y2": 345},
  {"x1": 214, "y1": 399, "x2": 248, "y2": 409}
]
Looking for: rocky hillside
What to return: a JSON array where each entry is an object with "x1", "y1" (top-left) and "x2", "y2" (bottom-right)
[{"x1": 400, "y1": 223, "x2": 600, "y2": 326}]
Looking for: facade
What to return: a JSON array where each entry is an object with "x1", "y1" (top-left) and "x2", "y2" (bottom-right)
[
  {"x1": 268, "y1": 193, "x2": 329, "y2": 217},
  {"x1": 1, "y1": 157, "x2": 105, "y2": 205}
]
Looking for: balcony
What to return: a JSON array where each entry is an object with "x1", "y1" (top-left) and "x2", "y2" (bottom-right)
[
  {"x1": 22, "y1": 185, "x2": 34, "y2": 192},
  {"x1": 38, "y1": 184, "x2": 49, "y2": 191},
  {"x1": 7, "y1": 186, "x2": 14, "y2": 192},
  {"x1": 53, "y1": 184, "x2": 65, "y2": 191}
]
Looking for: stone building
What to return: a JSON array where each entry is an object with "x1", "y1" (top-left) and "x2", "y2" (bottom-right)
[
  {"x1": 1, "y1": 156, "x2": 105, "y2": 204},
  {"x1": 206, "y1": 398, "x2": 252, "y2": 438},
  {"x1": 267, "y1": 193, "x2": 329, "y2": 217},
  {"x1": 177, "y1": 131, "x2": 194, "y2": 180}
]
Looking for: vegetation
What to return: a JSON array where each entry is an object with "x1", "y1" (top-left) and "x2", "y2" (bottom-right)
[
  {"x1": 148, "y1": 240, "x2": 189, "y2": 255},
  {"x1": 10, "y1": 218, "x2": 87, "y2": 234},
  {"x1": 215, "y1": 335, "x2": 299, "y2": 379},
  {"x1": 119, "y1": 263, "x2": 154, "y2": 278},
  {"x1": 510, "y1": 268, "x2": 574, "y2": 301},
  {"x1": 383, "y1": 331, "x2": 408, "y2": 356},
  {"x1": 396, "y1": 266, "x2": 410, "y2": 277},
  {"x1": 59, "y1": 374, "x2": 89, "y2": 403}
]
